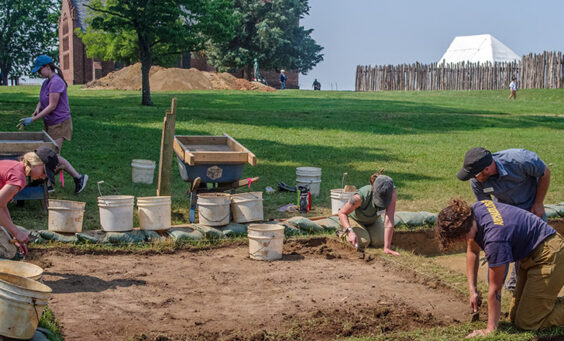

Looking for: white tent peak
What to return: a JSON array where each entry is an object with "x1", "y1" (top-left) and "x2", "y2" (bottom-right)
[{"x1": 438, "y1": 34, "x2": 520, "y2": 65}]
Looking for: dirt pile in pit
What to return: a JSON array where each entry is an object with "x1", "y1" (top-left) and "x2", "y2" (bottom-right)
[{"x1": 84, "y1": 63, "x2": 275, "y2": 92}]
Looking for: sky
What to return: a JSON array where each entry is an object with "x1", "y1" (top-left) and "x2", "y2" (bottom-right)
[{"x1": 298, "y1": 0, "x2": 564, "y2": 91}]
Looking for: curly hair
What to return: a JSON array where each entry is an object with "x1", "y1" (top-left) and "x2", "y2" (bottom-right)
[{"x1": 435, "y1": 198, "x2": 474, "y2": 251}]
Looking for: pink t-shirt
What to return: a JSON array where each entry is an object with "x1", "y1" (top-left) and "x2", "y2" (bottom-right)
[
  {"x1": 39, "y1": 74, "x2": 71, "y2": 126},
  {"x1": 0, "y1": 160, "x2": 26, "y2": 192}
]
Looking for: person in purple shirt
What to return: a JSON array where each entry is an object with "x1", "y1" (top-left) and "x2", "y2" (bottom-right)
[
  {"x1": 436, "y1": 198, "x2": 564, "y2": 337},
  {"x1": 18, "y1": 55, "x2": 87, "y2": 194}
]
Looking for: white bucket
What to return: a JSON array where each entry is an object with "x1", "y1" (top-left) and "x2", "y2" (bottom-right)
[
  {"x1": 98, "y1": 195, "x2": 134, "y2": 232},
  {"x1": 0, "y1": 273, "x2": 51, "y2": 339},
  {"x1": 296, "y1": 166, "x2": 322, "y2": 196},
  {"x1": 330, "y1": 189, "x2": 355, "y2": 215},
  {"x1": 137, "y1": 196, "x2": 171, "y2": 230},
  {"x1": 131, "y1": 159, "x2": 156, "y2": 184},
  {"x1": 231, "y1": 192, "x2": 264, "y2": 223},
  {"x1": 197, "y1": 193, "x2": 231, "y2": 226},
  {"x1": 0, "y1": 260, "x2": 43, "y2": 281},
  {"x1": 48, "y1": 199, "x2": 86, "y2": 233},
  {"x1": 248, "y1": 224, "x2": 285, "y2": 261}
]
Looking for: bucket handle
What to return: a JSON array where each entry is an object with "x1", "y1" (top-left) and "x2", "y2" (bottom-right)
[
  {"x1": 198, "y1": 211, "x2": 230, "y2": 224},
  {"x1": 97, "y1": 181, "x2": 122, "y2": 206},
  {"x1": 249, "y1": 239, "x2": 272, "y2": 258}
]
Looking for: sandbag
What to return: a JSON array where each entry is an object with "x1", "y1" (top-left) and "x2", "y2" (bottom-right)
[
  {"x1": 38, "y1": 230, "x2": 78, "y2": 243},
  {"x1": 315, "y1": 217, "x2": 340, "y2": 231},
  {"x1": 102, "y1": 230, "x2": 146, "y2": 244},
  {"x1": 143, "y1": 230, "x2": 167, "y2": 243},
  {"x1": 285, "y1": 216, "x2": 325, "y2": 233},
  {"x1": 394, "y1": 211, "x2": 426, "y2": 227},
  {"x1": 193, "y1": 224, "x2": 224, "y2": 239},
  {"x1": 419, "y1": 211, "x2": 438, "y2": 225},
  {"x1": 167, "y1": 227, "x2": 204, "y2": 242},
  {"x1": 221, "y1": 223, "x2": 247, "y2": 237},
  {"x1": 280, "y1": 223, "x2": 305, "y2": 237},
  {"x1": 545, "y1": 207, "x2": 560, "y2": 219},
  {"x1": 545, "y1": 204, "x2": 564, "y2": 217},
  {"x1": 76, "y1": 230, "x2": 106, "y2": 244}
]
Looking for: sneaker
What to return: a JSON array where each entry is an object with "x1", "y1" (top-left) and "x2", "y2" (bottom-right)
[
  {"x1": 74, "y1": 174, "x2": 88, "y2": 194},
  {"x1": 47, "y1": 184, "x2": 55, "y2": 193}
]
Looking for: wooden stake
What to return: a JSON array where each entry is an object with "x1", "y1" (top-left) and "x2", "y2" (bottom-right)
[{"x1": 157, "y1": 98, "x2": 177, "y2": 196}]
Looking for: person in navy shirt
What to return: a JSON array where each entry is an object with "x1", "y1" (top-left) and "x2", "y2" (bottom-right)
[{"x1": 436, "y1": 198, "x2": 564, "y2": 337}]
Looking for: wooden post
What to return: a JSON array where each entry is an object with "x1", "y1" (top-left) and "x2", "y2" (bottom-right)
[{"x1": 157, "y1": 97, "x2": 177, "y2": 196}]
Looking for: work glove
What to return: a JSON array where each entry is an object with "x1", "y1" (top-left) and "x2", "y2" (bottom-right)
[{"x1": 16, "y1": 117, "x2": 33, "y2": 130}]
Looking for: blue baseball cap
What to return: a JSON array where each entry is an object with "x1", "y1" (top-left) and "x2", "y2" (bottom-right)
[{"x1": 32, "y1": 55, "x2": 53, "y2": 73}]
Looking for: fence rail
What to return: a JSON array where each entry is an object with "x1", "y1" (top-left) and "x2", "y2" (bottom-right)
[{"x1": 355, "y1": 51, "x2": 564, "y2": 92}]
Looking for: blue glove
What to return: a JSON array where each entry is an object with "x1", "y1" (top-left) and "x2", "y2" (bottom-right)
[{"x1": 17, "y1": 117, "x2": 33, "y2": 130}]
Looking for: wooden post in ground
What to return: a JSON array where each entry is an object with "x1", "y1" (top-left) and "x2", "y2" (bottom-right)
[{"x1": 157, "y1": 97, "x2": 177, "y2": 196}]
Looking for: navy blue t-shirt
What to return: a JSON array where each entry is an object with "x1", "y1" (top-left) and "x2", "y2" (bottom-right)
[{"x1": 473, "y1": 200, "x2": 555, "y2": 267}]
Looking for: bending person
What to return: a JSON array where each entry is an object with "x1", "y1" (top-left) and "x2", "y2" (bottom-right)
[
  {"x1": 18, "y1": 55, "x2": 87, "y2": 194},
  {"x1": 436, "y1": 198, "x2": 564, "y2": 337},
  {"x1": 0, "y1": 147, "x2": 58, "y2": 258},
  {"x1": 337, "y1": 172, "x2": 399, "y2": 256}
]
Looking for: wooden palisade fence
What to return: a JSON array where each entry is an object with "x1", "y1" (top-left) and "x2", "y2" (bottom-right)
[{"x1": 355, "y1": 51, "x2": 564, "y2": 92}]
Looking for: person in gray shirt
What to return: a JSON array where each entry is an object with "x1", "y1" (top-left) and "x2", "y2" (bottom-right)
[{"x1": 457, "y1": 147, "x2": 551, "y2": 290}]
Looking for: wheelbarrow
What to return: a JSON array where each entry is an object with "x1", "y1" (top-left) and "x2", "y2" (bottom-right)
[{"x1": 173, "y1": 134, "x2": 258, "y2": 222}]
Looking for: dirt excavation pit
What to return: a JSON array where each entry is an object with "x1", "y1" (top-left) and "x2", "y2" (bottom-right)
[{"x1": 31, "y1": 237, "x2": 471, "y2": 340}]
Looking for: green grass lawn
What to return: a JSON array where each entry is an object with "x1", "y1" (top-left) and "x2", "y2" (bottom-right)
[{"x1": 1, "y1": 86, "x2": 563, "y2": 230}]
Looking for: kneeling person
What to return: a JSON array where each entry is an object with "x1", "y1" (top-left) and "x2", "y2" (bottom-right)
[{"x1": 337, "y1": 173, "x2": 399, "y2": 256}]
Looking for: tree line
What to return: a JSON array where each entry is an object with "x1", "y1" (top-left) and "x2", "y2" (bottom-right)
[{"x1": 0, "y1": 0, "x2": 324, "y2": 106}]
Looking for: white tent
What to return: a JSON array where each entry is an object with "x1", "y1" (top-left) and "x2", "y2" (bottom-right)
[{"x1": 438, "y1": 34, "x2": 520, "y2": 65}]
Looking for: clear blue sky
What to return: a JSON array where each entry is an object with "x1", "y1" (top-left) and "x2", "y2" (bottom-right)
[{"x1": 299, "y1": 0, "x2": 564, "y2": 91}]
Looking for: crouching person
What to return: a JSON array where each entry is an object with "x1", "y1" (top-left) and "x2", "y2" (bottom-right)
[
  {"x1": 337, "y1": 172, "x2": 399, "y2": 256},
  {"x1": 436, "y1": 198, "x2": 564, "y2": 337}
]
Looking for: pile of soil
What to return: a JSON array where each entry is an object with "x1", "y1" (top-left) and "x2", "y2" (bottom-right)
[
  {"x1": 84, "y1": 63, "x2": 275, "y2": 92},
  {"x1": 33, "y1": 237, "x2": 469, "y2": 340}
]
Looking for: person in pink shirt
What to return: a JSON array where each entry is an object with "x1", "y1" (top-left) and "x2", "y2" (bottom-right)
[
  {"x1": 18, "y1": 55, "x2": 87, "y2": 194},
  {"x1": 0, "y1": 147, "x2": 58, "y2": 259}
]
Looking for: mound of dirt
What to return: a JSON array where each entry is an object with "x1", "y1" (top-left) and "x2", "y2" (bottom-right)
[{"x1": 84, "y1": 63, "x2": 275, "y2": 92}]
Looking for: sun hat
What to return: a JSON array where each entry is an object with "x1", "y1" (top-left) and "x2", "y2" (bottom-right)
[
  {"x1": 457, "y1": 147, "x2": 493, "y2": 181},
  {"x1": 373, "y1": 175, "x2": 394, "y2": 208},
  {"x1": 32, "y1": 55, "x2": 53, "y2": 73},
  {"x1": 34, "y1": 146, "x2": 59, "y2": 184}
]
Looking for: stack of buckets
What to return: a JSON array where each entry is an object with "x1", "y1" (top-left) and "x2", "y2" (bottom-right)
[
  {"x1": 0, "y1": 260, "x2": 51, "y2": 339},
  {"x1": 296, "y1": 167, "x2": 322, "y2": 196}
]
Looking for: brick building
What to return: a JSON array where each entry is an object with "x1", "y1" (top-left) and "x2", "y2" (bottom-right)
[{"x1": 59, "y1": 0, "x2": 114, "y2": 84}]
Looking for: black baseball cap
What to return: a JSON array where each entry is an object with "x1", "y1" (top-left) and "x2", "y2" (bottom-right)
[
  {"x1": 373, "y1": 175, "x2": 394, "y2": 208},
  {"x1": 457, "y1": 147, "x2": 493, "y2": 181},
  {"x1": 35, "y1": 146, "x2": 59, "y2": 184}
]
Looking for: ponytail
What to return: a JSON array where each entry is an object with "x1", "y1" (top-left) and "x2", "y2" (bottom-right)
[
  {"x1": 21, "y1": 152, "x2": 43, "y2": 177},
  {"x1": 369, "y1": 168, "x2": 385, "y2": 186},
  {"x1": 47, "y1": 63, "x2": 67, "y2": 87}
]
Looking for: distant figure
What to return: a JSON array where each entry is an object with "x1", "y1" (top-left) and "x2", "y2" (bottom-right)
[
  {"x1": 279, "y1": 69, "x2": 287, "y2": 90},
  {"x1": 313, "y1": 79, "x2": 321, "y2": 90},
  {"x1": 508, "y1": 77, "x2": 517, "y2": 100}
]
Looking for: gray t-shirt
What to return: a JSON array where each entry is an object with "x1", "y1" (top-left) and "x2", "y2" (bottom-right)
[{"x1": 470, "y1": 149, "x2": 546, "y2": 211}]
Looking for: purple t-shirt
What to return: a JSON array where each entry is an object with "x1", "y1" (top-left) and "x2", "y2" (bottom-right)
[
  {"x1": 39, "y1": 74, "x2": 71, "y2": 126},
  {"x1": 473, "y1": 200, "x2": 555, "y2": 267}
]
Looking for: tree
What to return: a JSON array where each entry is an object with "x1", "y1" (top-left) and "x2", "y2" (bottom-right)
[
  {"x1": 205, "y1": 0, "x2": 323, "y2": 80},
  {"x1": 0, "y1": 0, "x2": 59, "y2": 85},
  {"x1": 82, "y1": 0, "x2": 236, "y2": 106}
]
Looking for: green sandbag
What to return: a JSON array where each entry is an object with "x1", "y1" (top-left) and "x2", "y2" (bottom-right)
[
  {"x1": 545, "y1": 207, "x2": 560, "y2": 219},
  {"x1": 394, "y1": 212, "x2": 426, "y2": 227},
  {"x1": 315, "y1": 217, "x2": 340, "y2": 231},
  {"x1": 419, "y1": 211, "x2": 438, "y2": 225},
  {"x1": 167, "y1": 227, "x2": 203, "y2": 241},
  {"x1": 545, "y1": 204, "x2": 564, "y2": 217},
  {"x1": 285, "y1": 216, "x2": 325, "y2": 233},
  {"x1": 102, "y1": 230, "x2": 146, "y2": 244},
  {"x1": 281, "y1": 223, "x2": 305, "y2": 237},
  {"x1": 221, "y1": 223, "x2": 247, "y2": 237},
  {"x1": 76, "y1": 230, "x2": 106, "y2": 244},
  {"x1": 38, "y1": 230, "x2": 78, "y2": 243},
  {"x1": 142, "y1": 230, "x2": 167, "y2": 242},
  {"x1": 193, "y1": 224, "x2": 224, "y2": 239}
]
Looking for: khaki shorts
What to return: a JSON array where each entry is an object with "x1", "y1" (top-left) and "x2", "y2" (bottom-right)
[
  {"x1": 0, "y1": 227, "x2": 17, "y2": 260},
  {"x1": 336, "y1": 216, "x2": 385, "y2": 249},
  {"x1": 45, "y1": 117, "x2": 73, "y2": 141}
]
